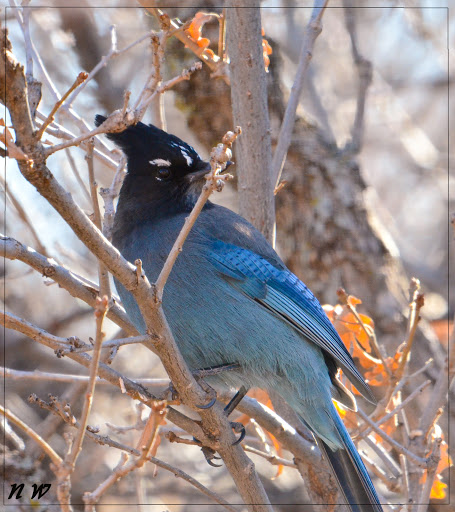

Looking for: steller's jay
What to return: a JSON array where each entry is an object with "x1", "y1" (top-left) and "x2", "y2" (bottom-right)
[{"x1": 95, "y1": 115, "x2": 383, "y2": 512}]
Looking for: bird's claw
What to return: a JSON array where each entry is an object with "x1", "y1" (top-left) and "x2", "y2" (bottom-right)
[
  {"x1": 230, "y1": 421, "x2": 246, "y2": 446},
  {"x1": 195, "y1": 394, "x2": 217, "y2": 409},
  {"x1": 201, "y1": 446, "x2": 222, "y2": 467}
]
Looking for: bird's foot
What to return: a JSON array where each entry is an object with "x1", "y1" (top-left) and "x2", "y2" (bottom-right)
[
  {"x1": 192, "y1": 362, "x2": 241, "y2": 380},
  {"x1": 195, "y1": 420, "x2": 246, "y2": 466},
  {"x1": 201, "y1": 446, "x2": 222, "y2": 467},
  {"x1": 163, "y1": 362, "x2": 239, "y2": 407},
  {"x1": 229, "y1": 421, "x2": 246, "y2": 445},
  {"x1": 193, "y1": 362, "x2": 240, "y2": 409}
]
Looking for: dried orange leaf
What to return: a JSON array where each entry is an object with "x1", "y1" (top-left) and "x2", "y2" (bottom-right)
[
  {"x1": 348, "y1": 295, "x2": 362, "y2": 307},
  {"x1": 262, "y1": 37, "x2": 272, "y2": 72},
  {"x1": 430, "y1": 479, "x2": 447, "y2": 500},
  {"x1": 185, "y1": 12, "x2": 215, "y2": 56}
]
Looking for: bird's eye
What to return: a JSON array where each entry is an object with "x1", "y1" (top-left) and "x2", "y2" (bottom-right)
[{"x1": 156, "y1": 168, "x2": 172, "y2": 181}]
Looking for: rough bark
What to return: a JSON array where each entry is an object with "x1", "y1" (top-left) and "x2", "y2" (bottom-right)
[{"x1": 226, "y1": 5, "x2": 275, "y2": 242}]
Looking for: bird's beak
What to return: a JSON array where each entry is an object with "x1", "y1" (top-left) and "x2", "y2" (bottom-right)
[{"x1": 186, "y1": 160, "x2": 234, "y2": 183}]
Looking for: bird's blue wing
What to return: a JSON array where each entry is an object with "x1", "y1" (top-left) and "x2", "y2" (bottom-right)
[{"x1": 208, "y1": 240, "x2": 375, "y2": 403}]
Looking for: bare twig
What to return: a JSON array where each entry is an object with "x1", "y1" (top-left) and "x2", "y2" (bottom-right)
[
  {"x1": 99, "y1": 155, "x2": 126, "y2": 241},
  {"x1": 396, "y1": 278, "x2": 425, "y2": 380},
  {"x1": 342, "y1": 2, "x2": 373, "y2": 153},
  {"x1": 154, "y1": 127, "x2": 240, "y2": 303},
  {"x1": 363, "y1": 435, "x2": 402, "y2": 479},
  {"x1": 132, "y1": 30, "x2": 167, "y2": 128},
  {"x1": 1, "y1": 235, "x2": 136, "y2": 334},
  {"x1": 65, "y1": 148, "x2": 92, "y2": 204},
  {"x1": 84, "y1": 401, "x2": 167, "y2": 507},
  {"x1": 36, "y1": 111, "x2": 120, "y2": 170},
  {"x1": 415, "y1": 436, "x2": 442, "y2": 512},
  {"x1": 271, "y1": 0, "x2": 329, "y2": 188},
  {"x1": 399, "y1": 454, "x2": 410, "y2": 510},
  {"x1": 418, "y1": 330, "x2": 455, "y2": 436},
  {"x1": 86, "y1": 139, "x2": 111, "y2": 299},
  {"x1": 36, "y1": 72, "x2": 88, "y2": 139},
  {"x1": 136, "y1": 2, "x2": 228, "y2": 83},
  {"x1": 65, "y1": 26, "x2": 154, "y2": 107},
  {"x1": 67, "y1": 296, "x2": 108, "y2": 469},
  {"x1": 243, "y1": 444, "x2": 297, "y2": 468},
  {"x1": 0, "y1": 404, "x2": 62, "y2": 466},
  {"x1": 0, "y1": 174, "x2": 47, "y2": 255},
  {"x1": 135, "y1": 61, "x2": 202, "y2": 121},
  {"x1": 357, "y1": 379, "x2": 431, "y2": 440},
  {"x1": 356, "y1": 407, "x2": 427, "y2": 467},
  {"x1": 3, "y1": 367, "x2": 168, "y2": 388}
]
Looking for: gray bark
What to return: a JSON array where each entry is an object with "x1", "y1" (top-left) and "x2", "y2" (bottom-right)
[{"x1": 226, "y1": 5, "x2": 275, "y2": 242}]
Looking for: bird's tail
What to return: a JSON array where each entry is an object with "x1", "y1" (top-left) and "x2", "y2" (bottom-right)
[{"x1": 316, "y1": 410, "x2": 383, "y2": 512}]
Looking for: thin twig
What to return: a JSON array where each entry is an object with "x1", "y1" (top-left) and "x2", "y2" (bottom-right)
[
  {"x1": 135, "y1": 61, "x2": 202, "y2": 121},
  {"x1": 66, "y1": 28, "x2": 154, "y2": 107},
  {"x1": 136, "y1": 3, "x2": 228, "y2": 82},
  {"x1": 84, "y1": 402, "x2": 167, "y2": 507},
  {"x1": 357, "y1": 380, "x2": 431, "y2": 440},
  {"x1": 356, "y1": 407, "x2": 427, "y2": 467},
  {"x1": 154, "y1": 128, "x2": 239, "y2": 302},
  {"x1": 68, "y1": 296, "x2": 108, "y2": 467},
  {"x1": 342, "y1": 2, "x2": 373, "y2": 153},
  {"x1": 86, "y1": 139, "x2": 111, "y2": 299},
  {"x1": 392, "y1": 358, "x2": 433, "y2": 396},
  {"x1": 3, "y1": 367, "x2": 168, "y2": 388},
  {"x1": 65, "y1": 148, "x2": 92, "y2": 204},
  {"x1": 418, "y1": 331, "x2": 455, "y2": 436},
  {"x1": 0, "y1": 174, "x2": 47, "y2": 255},
  {"x1": 396, "y1": 279, "x2": 425, "y2": 380},
  {"x1": 0, "y1": 404, "x2": 62, "y2": 466},
  {"x1": 363, "y1": 435, "x2": 402, "y2": 478},
  {"x1": 362, "y1": 450, "x2": 399, "y2": 492},
  {"x1": 36, "y1": 111, "x2": 120, "y2": 170},
  {"x1": 132, "y1": 30, "x2": 167, "y2": 128},
  {"x1": 1, "y1": 235, "x2": 136, "y2": 334},
  {"x1": 44, "y1": 123, "x2": 116, "y2": 157},
  {"x1": 99, "y1": 155, "x2": 126, "y2": 241},
  {"x1": 36, "y1": 72, "x2": 88, "y2": 139},
  {"x1": 271, "y1": 0, "x2": 329, "y2": 188},
  {"x1": 415, "y1": 436, "x2": 442, "y2": 512},
  {"x1": 243, "y1": 444, "x2": 297, "y2": 468}
]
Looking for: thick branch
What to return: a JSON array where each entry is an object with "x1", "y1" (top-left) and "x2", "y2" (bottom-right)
[
  {"x1": 1, "y1": 235, "x2": 136, "y2": 335},
  {"x1": 226, "y1": 4, "x2": 275, "y2": 242}
]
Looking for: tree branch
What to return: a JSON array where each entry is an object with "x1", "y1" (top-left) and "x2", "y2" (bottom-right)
[
  {"x1": 226, "y1": 3, "x2": 275, "y2": 242},
  {"x1": 271, "y1": 0, "x2": 328, "y2": 189}
]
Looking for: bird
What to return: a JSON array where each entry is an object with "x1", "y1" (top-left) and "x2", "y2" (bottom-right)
[{"x1": 95, "y1": 114, "x2": 383, "y2": 512}]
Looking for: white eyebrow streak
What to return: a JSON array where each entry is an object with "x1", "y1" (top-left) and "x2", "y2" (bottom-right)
[
  {"x1": 149, "y1": 159, "x2": 171, "y2": 167},
  {"x1": 180, "y1": 148, "x2": 193, "y2": 166}
]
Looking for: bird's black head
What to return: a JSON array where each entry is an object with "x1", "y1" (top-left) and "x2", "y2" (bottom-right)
[{"x1": 95, "y1": 115, "x2": 212, "y2": 211}]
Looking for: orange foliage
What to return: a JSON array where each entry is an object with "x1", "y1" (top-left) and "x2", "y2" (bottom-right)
[
  {"x1": 323, "y1": 296, "x2": 408, "y2": 391},
  {"x1": 261, "y1": 28, "x2": 273, "y2": 72},
  {"x1": 185, "y1": 12, "x2": 216, "y2": 60},
  {"x1": 419, "y1": 436, "x2": 453, "y2": 499}
]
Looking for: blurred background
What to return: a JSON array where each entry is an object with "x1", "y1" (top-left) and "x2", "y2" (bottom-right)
[{"x1": 2, "y1": 1, "x2": 453, "y2": 510}]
